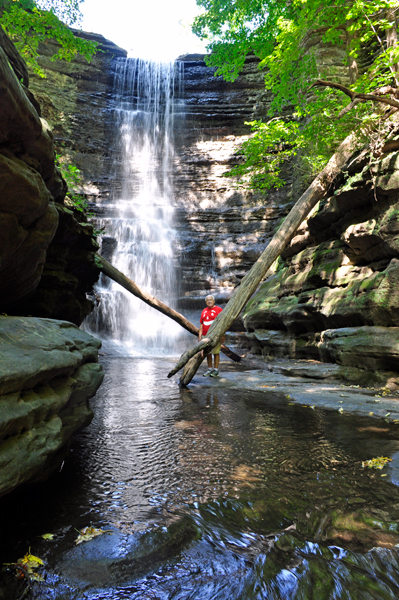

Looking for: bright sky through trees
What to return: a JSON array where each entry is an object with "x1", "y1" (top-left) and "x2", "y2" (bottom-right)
[{"x1": 80, "y1": 0, "x2": 206, "y2": 60}]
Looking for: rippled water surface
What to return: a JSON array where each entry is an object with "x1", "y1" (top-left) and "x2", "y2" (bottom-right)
[{"x1": 3, "y1": 357, "x2": 399, "y2": 599}]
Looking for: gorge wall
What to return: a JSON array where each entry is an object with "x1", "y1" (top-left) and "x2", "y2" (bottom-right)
[
  {"x1": 0, "y1": 28, "x2": 105, "y2": 496},
  {"x1": 27, "y1": 42, "x2": 296, "y2": 308},
  {"x1": 242, "y1": 142, "x2": 399, "y2": 387},
  {"x1": 26, "y1": 30, "x2": 399, "y2": 388}
]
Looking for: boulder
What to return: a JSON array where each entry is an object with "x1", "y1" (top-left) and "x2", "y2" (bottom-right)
[{"x1": 0, "y1": 317, "x2": 103, "y2": 497}]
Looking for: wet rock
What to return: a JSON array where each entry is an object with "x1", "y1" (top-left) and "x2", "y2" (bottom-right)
[
  {"x1": 318, "y1": 326, "x2": 399, "y2": 372},
  {"x1": 326, "y1": 508, "x2": 399, "y2": 552},
  {"x1": 58, "y1": 517, "x2": 198, "y2": 586},
  {"x1": 12, "y1": 205, "x2": 101, "y2": 325},
  {"x1": 0, "y1": 317, "x2": 103, "y2": 497},
  {"x1": 240, "y1": 326, "x2": 399, "y2": 383}
]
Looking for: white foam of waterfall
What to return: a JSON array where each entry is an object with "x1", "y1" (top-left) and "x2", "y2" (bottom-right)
[{"x1": 85, "y1": 58, "x2": 184, "y2": 355}]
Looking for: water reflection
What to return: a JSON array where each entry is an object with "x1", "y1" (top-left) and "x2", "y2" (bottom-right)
[{"x1": 2, "y1": 357, "x2": 399, "y2": 599}]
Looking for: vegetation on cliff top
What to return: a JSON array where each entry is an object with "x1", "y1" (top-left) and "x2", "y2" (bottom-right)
[
  {"x1": 193, "y1": 0, "x2": 399, "y2": 189},
  {"x1": 0, "y1": 0, "x2": 97, "y2": 76}
]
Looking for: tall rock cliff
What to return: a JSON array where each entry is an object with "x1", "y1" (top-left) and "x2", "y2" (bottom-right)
[{"x1": 0, "y1": 25, "x2": 108, "y2": 325}]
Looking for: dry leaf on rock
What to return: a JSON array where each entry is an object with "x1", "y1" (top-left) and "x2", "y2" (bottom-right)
[
  {"x1": 4, "y1": 551, "x2": 45, "y2": 582},
  {"x1": 361, "y1": 456, "x2": 392, "y2": 470},
  {"x1": 18, "y1": 552, "x2": 44, "y2": 572},
  {"x1": 75, "y1": 526, "x2": 113, "y2": 545}
]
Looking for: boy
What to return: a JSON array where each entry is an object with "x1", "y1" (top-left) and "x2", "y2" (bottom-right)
[{"x1": 198, "y1": 295, "x2": 224, "y2": 377}]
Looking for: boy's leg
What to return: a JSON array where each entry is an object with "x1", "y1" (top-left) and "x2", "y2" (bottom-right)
[
  {"x1": 210, "y1": 351, "x2": 220, "y2": 376},
  {"x1": 203, "y1": 353, "x2": 214, "y2": 376}
]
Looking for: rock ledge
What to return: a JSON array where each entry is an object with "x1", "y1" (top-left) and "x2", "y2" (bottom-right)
[{"x1": 0, "y1": 317, "x2": 104, "y2": 497}]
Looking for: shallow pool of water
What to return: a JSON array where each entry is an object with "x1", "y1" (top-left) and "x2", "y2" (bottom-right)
[{"x1": 2, "y1": 357, "x2": 399, "y2": 599}]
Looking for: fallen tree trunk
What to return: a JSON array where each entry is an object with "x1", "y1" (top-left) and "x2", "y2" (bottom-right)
[
  {"x1": 96, "y1": 254, "x2": 241, "y2": 362},
  {"x1": 168, "y1": 125, "x2": 371, "y2": 386}
]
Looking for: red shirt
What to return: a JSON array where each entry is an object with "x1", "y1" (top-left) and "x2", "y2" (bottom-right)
[{"x1": 200, "y1": 306, "x2": 223, "y2": 336}]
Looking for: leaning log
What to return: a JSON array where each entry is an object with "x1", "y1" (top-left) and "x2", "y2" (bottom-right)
[
  {"x1": 169, "y1": 124, "x2": 373, "y2": 386},
  {"x1": 96, "y1": 254, "x2": 241, "y2": 362}
]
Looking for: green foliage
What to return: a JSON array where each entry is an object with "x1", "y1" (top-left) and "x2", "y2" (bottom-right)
[
  {"x1": 57, "y1": 157, "x2": 90, "y2": 214},
  {"x1": 228, "y1": 119, "x2": 305, "y2": 189},
  {"x1": 0, "y1": 0, "x2": 97, "y2": 77},
  {"x1": 57, "y1": 157, "x2": 105, "y2": 238},
  {"x1": 193, "y1": 0, "x2": 296, "y2": 81},
  {"x1": 193, "y1": 0, "x2": 399, "y2": 190}
]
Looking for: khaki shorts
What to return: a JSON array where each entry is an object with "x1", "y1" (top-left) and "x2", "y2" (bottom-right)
[{"x1": 211, "y1": 343, "x2": 221, "y2": 355}]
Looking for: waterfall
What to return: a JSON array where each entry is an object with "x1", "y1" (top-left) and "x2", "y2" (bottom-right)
[{"x1": 85, "y1": 58, "x2": 184, "y2": 355}]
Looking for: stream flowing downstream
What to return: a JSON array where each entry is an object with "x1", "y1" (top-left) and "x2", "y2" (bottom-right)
[{"x1": 2, "y1": 357, "x2": 399, "y2": 598}]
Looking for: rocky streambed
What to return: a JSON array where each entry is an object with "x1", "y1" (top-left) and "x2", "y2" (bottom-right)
[{"x1": 2, "y1": 354, "x2": 399, "y2": 599}]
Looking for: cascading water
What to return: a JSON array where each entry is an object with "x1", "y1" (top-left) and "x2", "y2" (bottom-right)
[{"x1": 85, "y1": 58, "x2": 184, "y2": 354}]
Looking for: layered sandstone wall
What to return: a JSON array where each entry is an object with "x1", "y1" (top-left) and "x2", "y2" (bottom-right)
[
  {"x1": 173, "y1": 54, "x2": 287, "y2": 307},
  {"x1": 172, "y1": 39, "x2": 349, "y2": 307},
  {"x1": 27, "y1": 30, "x2": 126, "y2": 206},
  {"x1": 0, "y1": 28, "x2": 105, "y2": 496},
  {"x1": 241, "y1": 141, "x2": 399, "y2": 387}
]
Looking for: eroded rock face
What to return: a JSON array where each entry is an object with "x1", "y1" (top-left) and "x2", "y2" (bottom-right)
[
  {"x1": 26, "y1": 31, "x2": 399, "y2": 384},
  {"x1": 0, "y1": 30, "x2": 60, "y2": 306},
  {"x1": 172, "y1": 55, "x2": 291, "y2": 306},
  {"x1": 0, "y1": 317, "x2": 104, "y2": 497},
  {"x1": 28, "y1": 47, "x2": 294, "y2": 308},
  {"x1": 0, "y1": 27, "x2": 106, "y2": 323},
  {"x1": 242, "y1": 146, "x2": 399, "y2": 385},
  {"x1": 27, "y1": 39, "x2": 349, "y2": 312},
  {"x1": 27, "y1": 31, "x2": 126, "y2": 206},
  {"x1": 171, "y1": 42, "x2": 349, "y2": 306}
]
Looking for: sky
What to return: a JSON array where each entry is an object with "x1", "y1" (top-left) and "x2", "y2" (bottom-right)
[{"x1": 80, "y1": 0, "x2": 208, "y2": 61}]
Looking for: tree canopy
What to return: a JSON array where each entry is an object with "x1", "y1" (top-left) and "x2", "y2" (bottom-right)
[
  {"x1": 0, "y1": 0, "x2": 97, "y2": 76},
  {"x1": 193, "y1": 0, "x2": 399, "y2": 189}
]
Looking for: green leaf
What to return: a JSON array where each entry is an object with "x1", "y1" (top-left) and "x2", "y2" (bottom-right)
[
  {"x1": 192, "y1": 0, "x2": 399, "y2": 188},
  {"x1": 0, "y1": 0, "x2": 98, "y2": 76}
]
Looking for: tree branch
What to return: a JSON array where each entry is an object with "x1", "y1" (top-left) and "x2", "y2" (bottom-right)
[
  {"x1": 338, "y1": 97, "x2": 361, "y2": 118},
  {"x1": 168, "y1": 338, "x2": 212, "y2": 378},
  {"x1": 96, "y1": 254, "x2": 242, "y2": 363},
  {"x1": 312, "y1": 79, "x2": 399, "y2": 110}
]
